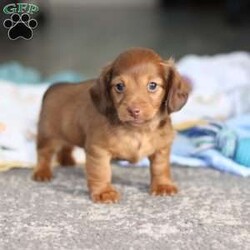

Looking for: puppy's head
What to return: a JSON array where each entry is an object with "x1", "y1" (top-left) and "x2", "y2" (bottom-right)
[{"x1": 91, "y1": 48, "x2": 190, "y2": 126}]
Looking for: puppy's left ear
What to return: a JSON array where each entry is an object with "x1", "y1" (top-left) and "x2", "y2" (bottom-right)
[{"x1": 163, "y1": 60, "x2": 191, "y2": 113}]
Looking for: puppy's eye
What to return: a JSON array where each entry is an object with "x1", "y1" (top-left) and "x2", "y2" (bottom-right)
[
  {"x1": 115, "y1": 83, "x2": 125, "y2": 93},
  {"x1": 147, "y1": 82, "x2": 158, "y2": 92}
]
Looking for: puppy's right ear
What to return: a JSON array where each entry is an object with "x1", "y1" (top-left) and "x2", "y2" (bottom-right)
[{"x1": 90, "y1": 63, "x2": 113, "y2": 114}]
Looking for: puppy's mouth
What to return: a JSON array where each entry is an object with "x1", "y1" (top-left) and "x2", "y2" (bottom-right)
[{"x1": 126, "y1": 118, "x2": 149, "y2": 126}]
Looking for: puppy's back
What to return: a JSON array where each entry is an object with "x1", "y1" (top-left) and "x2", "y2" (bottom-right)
[{"x1": 38, "y1": 81, "x2": 94, "y2": 145}]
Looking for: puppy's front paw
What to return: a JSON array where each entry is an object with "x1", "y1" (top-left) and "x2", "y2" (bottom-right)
[
  {"x1": 32, "y1": 168, "x2": 52, "y2": 182},
  {"x1": 91, "y1": 186, "x2": 120, "y2": 204},
  {"x1": 150, "y1": 183, "x2": 178, "y2": 196}
]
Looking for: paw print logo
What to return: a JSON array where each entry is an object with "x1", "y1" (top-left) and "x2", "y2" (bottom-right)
[{"x1": 3, "y1": 13, "x2": 38, "y2": 40}]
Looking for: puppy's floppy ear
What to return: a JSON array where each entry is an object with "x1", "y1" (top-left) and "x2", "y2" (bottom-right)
[
  {"x1": 163, "y1": 59, "x2": 190, "y2": 113},
  {"x1": 90, "y1": 63, "x2": 113, "y2": 114}
]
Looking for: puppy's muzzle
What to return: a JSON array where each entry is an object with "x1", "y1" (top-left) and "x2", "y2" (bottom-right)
[{"x1": 127, "y1": 106, "x2": 141, "y2": 119}]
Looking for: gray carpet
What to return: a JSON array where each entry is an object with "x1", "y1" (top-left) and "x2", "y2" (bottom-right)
[{"x1": 0, "y1": 165, "x2": 249, "y2": 250}]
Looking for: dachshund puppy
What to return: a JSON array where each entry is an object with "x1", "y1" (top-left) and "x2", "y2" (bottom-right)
[{"x1": 33, "y1": 48, "x2": 190, "y2": 203}]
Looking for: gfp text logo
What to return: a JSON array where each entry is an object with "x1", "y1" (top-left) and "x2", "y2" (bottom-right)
[{"x1": 3, "y1": 3, "x2": 39, "y2": 40}]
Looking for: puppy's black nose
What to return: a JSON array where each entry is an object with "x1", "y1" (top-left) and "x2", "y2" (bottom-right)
[{"x1": 127, "y1": 107, "x2": 141, "y2": 118}]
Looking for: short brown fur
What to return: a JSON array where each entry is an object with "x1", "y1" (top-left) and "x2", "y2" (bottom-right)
[{"x1": 33, "y1": 48, "x2": 190, "y2": 203}]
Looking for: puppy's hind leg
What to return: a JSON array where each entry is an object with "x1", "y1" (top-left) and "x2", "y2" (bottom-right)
[
  {"x1": 57, "y1": 145, "x2": 76, "y2": 167},
  {"x1": 33, "y1": 138, "x2": 58, "y2": 182}
]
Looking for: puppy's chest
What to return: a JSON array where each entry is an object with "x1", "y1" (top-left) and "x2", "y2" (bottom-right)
[{"x1": 111, "y1": 130, "x2": 165, "y2": 163}]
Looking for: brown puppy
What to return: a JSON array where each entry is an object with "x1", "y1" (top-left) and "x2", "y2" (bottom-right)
[{"x1": 33, "y1": 48, "x2": 190, "y2": 203}]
